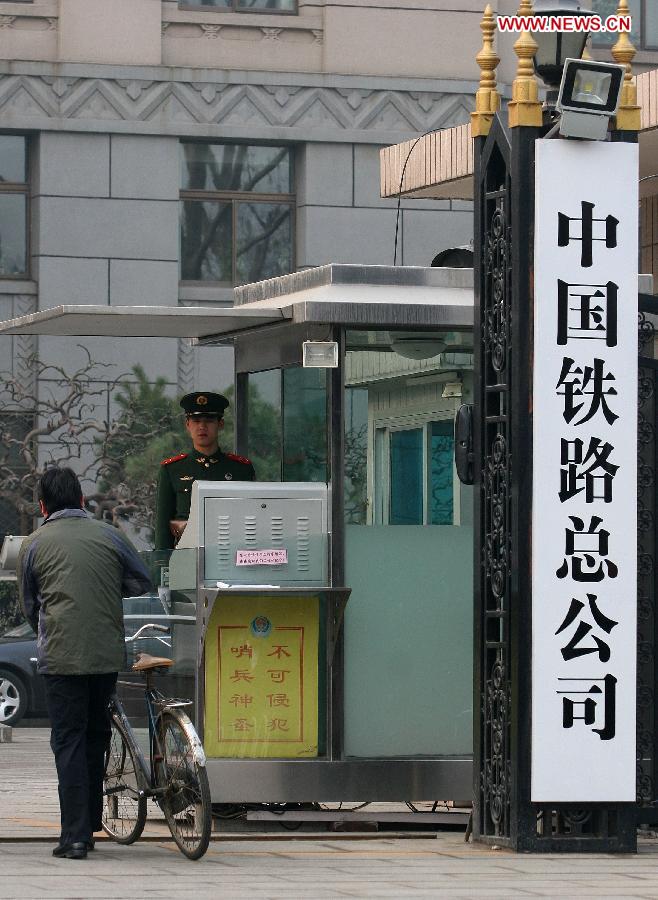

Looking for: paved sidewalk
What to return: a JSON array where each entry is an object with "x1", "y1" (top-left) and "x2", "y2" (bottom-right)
[
  {"x1": 0, "y1": 727, "x2": 169, "y2": 840},
  {"x1": 3, "y1": 837, "x2": 658, "y2": 899},
  {"x1": 4, "y1": 728, "x2": 658, "y2": 898}
]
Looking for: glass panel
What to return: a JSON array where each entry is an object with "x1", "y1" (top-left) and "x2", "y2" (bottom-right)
[
  {"x1": 180, "y1": 199, "x2": 232, "y2": 282},
  {"x1": 344, "y1": 526, "x2": 473, "y2": 756},
  {"x1": 591, "y1": 0, "x2": 640, "y2": 46},
  {"x1": 236, "y1": 201, "x2": 293, "y2": 284},
  {"x1": 343, "y1": 329, "x2": 474, "y2": 758},
  {"x1": 282, "y1": 367, "x2": 327, "y2": 482},
  {"x1": 0, "y1": 136, "x2": 26, "y2": 184},
  {"x1": 430, "y1": 420, "x2": 454, "y2": 525},
  {"x1": 120, "y1": 561, "x2": 197, "y2": 728},
  {"x1": 389, "y1": 428, "x2": 423, "y2": 525},
  {"x1": 247, "y1": 369, "x2": 282, "y2": 480},
  {"x1": 183, "y1": 0, "x2": 231, "y2": 6},
  {"x1": 237, "y1": 0, "x2": 296, "y2": 8},
  {"x1": 0, "y1": 194, "x2": 26, "y2": 276},
  {"x1": 345, "y1": 388, "x2": 368, "y2": 524},
  {"x1": 181, "y1": 143, "x2": 292, "y2": 194}
]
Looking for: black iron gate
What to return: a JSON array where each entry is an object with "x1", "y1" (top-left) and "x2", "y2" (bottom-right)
[
  {"x1": 473, "y1": 113, "x2": 640, "y2": 851},
  {"x1": 637, "y1": 293, "x2": 658, "y2": 824}
]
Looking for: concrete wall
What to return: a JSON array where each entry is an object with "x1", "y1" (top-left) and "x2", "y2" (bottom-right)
[
  {"x1": 296, "y1": 142, "x2": 472, "y2": 269},
  {"x1": 0, "y1": 0, "x2": 477, "y2": 534}
]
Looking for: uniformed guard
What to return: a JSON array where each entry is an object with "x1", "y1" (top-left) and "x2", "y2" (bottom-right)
[{"x1": 154, "y1": 391, "x2": 255, "y2": 549}]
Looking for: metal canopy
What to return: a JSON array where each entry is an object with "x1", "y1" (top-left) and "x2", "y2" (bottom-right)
[
  {"x1": 0, "y1": 266, "x2": 475, "y2": 341},
  {"x1": 0, "y1": 304, "x2": 286, "y2": 338}
]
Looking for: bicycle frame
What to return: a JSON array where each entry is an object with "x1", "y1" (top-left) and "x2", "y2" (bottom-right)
[{"x1": 110, "y1": 672, "x2": 199, "y2": 802}]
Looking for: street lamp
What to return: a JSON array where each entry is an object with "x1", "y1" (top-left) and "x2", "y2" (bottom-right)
[{"x1": 532, "y1": 0, "x2": 589, "y2": 104}]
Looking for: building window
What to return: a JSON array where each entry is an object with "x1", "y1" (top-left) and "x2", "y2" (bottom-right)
[
  {"x1": 591, "y1": 0, "x2": 658, "y2": 51},
  {"x1": 0, "y1": 136, "x2": 28, "y2": 278},
  {"x1": 180, "y1": 143, "x2": 294, "y2": 285},
  {"x1": 180, "y1": 0, "x2": 296, "y2": 12},
  {"x1": 375, "y1": 418, "x2": 456, "y2": 527}
]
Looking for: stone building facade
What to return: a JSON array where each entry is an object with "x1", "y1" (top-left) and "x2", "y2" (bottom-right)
[{"x1": 1, "y1": 0, "x2": 657, "y2": 538}]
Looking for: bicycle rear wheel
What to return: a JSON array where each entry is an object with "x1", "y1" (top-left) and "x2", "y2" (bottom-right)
[
  {"x1": 102, "y1": 713, "x2": 147, "y2": 844},
  {"x1": 155, "y1": 709, "x2": 211, "y2": 860}
]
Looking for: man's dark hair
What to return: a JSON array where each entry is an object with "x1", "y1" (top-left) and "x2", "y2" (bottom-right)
[{"x1": 37, "y1": 467, "x2": 83, "y2": 515}]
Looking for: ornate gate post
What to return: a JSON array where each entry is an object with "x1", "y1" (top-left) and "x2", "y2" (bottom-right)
[{"x1": 472, "y1": 2, "x2": 638, "y2": 852}]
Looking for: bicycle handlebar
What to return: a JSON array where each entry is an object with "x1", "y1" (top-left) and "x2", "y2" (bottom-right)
[{"x1": 126, "y1": 623, "x2": 170, "y2": 643}]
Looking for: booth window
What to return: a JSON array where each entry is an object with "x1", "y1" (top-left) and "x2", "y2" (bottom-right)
[
  {"x1": 180, "y1": 142, "x2": 294, "y2": 285},
  {"x1": 343, "y1": 329, "x2": 470, "y2": 527},
  {"x1": 591, "y1": 0, "x2": 657, "y2": 50},
  {"x1": 0, "y1": 135, "x2": 29, "y2": 278},
  {"x1": 342, "y1": 329, "x2": 474, "y2": 758},
  {"x1": 246, "y1": 367, "x2": 327, "y2": 482},
  {"x1": 180, "y1": 0, "x2": 296, "y2": 11}
]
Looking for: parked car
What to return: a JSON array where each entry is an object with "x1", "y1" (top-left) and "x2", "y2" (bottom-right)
[
  {"x1": 0, "y1": 596, "x2": 196, "y2": 727},
  {"x1": 0, "y1": 621, "x2": 46, "y2": 726}
]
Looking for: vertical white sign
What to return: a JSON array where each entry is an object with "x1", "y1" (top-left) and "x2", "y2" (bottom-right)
[{"x1": 532, "y1": 140, "x2": 638, "y2": 802}]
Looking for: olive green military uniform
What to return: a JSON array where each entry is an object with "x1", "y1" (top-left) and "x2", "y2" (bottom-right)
[{"x1": 155, "y1": 450, "x2": 255, "y2": 549}]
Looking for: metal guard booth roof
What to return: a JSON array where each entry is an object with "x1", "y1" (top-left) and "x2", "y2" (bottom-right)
[{"x1": 0, "y1": 264, "x2": 474, "y2": 341}]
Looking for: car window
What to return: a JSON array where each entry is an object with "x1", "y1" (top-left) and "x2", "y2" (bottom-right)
[{"x1": 1, "y1": 622, "x2": 33, "y2": 639}]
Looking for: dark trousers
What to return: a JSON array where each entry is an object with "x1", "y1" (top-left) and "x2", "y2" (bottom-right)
[{"x1": 44, "y1": 672, "x2": 117, "y2": 846}]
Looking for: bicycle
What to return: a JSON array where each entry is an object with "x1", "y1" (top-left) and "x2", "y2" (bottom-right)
[{"x1": 101, "y1": 622, "x2": 212, "y2": 860}]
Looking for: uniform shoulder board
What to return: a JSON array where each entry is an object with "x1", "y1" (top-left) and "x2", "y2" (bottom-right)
[
  {"x1": 225, "y1": 452, "x2": 252, "y2": 466},
  {"x1": 161, "y1": 452, "x2": 188, "y2": 466}
]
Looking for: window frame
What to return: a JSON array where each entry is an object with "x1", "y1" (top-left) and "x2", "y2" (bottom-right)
[
  {"x1": 372, "y1": 412, "x2": 460, "y2": 527},
  {"x1": 178, "y1": 0, "x2": 298, "y2": 15},
  {"x1": 591, "y1": 0, "x2": 658, "y2": 51},
  {"x1": 0, "y1": 134, "x2": 30, "y2": 281},
  {"x1": 179, "y1": 141, "x2": 295, "y2": 287}
]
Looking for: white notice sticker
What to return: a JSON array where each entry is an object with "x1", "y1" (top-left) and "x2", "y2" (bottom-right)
[{"x1": 235, "y1": 549, "x2": 288, "y2": 567}]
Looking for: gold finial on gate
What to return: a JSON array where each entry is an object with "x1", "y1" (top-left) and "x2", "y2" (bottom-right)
[
  {"x1": 611, "y1": 0, "x2": 641, "y2": 131},
  {"x1": 472, "y1": 5, "x2": 501, "y2": 137},
  {"x1": 508, "y1": 0, "x2": 543, "y2": 128}
]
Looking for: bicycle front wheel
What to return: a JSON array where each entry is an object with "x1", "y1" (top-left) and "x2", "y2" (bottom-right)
[
  {"x1": 155, "y1": 709, "x2": 211, "y2": 860},
  {"x1": 102, "y1": 713, "x2": 147, "y2": 844}
]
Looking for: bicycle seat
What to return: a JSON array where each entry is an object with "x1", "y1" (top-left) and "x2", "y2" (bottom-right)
[{"x1": 132, "y1": 652, "x2": 174, "y2": 672}]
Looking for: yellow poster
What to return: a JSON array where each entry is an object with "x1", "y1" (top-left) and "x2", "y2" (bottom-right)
[{"x1": 204, "y1": 594, "x2": 319, "y2": 758}]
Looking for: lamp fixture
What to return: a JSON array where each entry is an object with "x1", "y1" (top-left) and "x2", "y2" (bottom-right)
[
  {"x1": 531, "y1": 0, "x2": 589, "y2": 105},
  {"x1": 302, "y1": 341, "x2": 339, "y2": 368},
  {"x1": 556, "y1": 58, "x2": 625, "y2": 139},
  {"x1": 390, "y1": 334, "x2": 447, "y2": 360}
]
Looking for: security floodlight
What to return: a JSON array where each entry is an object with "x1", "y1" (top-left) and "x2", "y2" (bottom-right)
[
  {"x1": 302, "y1": 341, "x2": 338, "y2": 368},
  {"x1": 557, "y1": 58, "x2": 625, "y2": 140}
]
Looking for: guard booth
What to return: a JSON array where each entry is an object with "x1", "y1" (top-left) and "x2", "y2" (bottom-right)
[{"x1": 0, "y1": 263, "x2": 476, "y2": 808}]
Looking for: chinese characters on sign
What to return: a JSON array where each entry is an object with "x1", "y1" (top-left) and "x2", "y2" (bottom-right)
[
  {"x1": 235, "y1": 549, "x2": 289, "y2": 567},
  {"x1": 532, "y1": 141, "x2": 638, "y2": 802},
  {"x1": 203, "y1": 594, "x2": 319, "y2": 759}
]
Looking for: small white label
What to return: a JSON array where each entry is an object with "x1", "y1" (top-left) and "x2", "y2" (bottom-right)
[{"x1": 236, "y1": 549, "x2": 288, "y2": 567}]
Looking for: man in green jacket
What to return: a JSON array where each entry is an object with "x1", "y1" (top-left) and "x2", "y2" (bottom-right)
[
  {"x1": 18, "y1": 466, "x2": 151, "y2": 860},
  {"x1": 154, "y1": 391, "x2": 255, "y2": 550}
]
